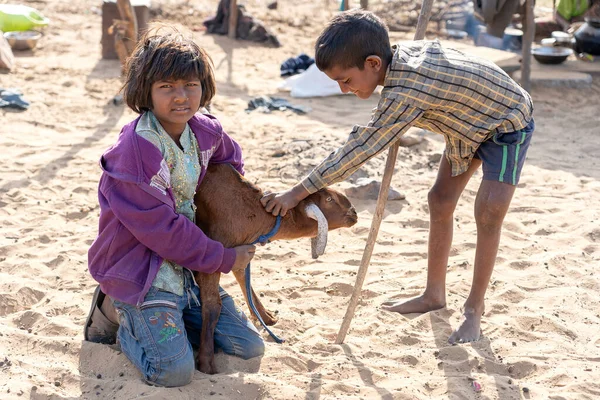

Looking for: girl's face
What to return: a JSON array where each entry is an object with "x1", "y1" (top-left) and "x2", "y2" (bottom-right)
[{"x1": 150, "y1": 77, "x2": 203, "y2": 138}]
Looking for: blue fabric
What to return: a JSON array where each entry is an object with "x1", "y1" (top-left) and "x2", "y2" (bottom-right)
[
  {"x1": 476, "y1": 118, "x2": 535, "y2": 185},
  {"x1": 0, "y1": 88, "x2": 29, "y2": 110},
  {"x1": 113, "y1": 270, "x2": 264, "y2": 387}
]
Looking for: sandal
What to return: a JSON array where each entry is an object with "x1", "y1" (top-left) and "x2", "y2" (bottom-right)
[{"x1": 83, "y1": 285, "x2": 119, "y2": 344}]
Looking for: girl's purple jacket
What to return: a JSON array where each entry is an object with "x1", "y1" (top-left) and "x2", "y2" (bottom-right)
[{"x1": 88, "y1": 113, "x2": 244, "y2": 306}]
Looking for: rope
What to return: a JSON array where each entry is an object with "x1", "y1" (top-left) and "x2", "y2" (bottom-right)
[{"x1": 245, "y1": 215, "x2": 285, "y2": 343}]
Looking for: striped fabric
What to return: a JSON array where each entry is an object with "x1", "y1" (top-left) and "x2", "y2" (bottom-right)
[{"x1": 301, "y1": 40, "x2": 534, "y2": 194}]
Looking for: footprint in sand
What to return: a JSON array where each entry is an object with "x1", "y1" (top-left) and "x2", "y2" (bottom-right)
[
  {"x1": 496, "y1": 289, "x2": 528, "y2": 304},
  {"x1": 508, "y1": 260, "x2": 533, "y2": 270},
  {"x1": 587, "y1": 228, "x2": 600, "y2": 242},
  {"x1": 13, "y1": 310, "x2": 46, "y2": 330},
  {"x1": 507, "y1": 360, "x2": 537, "y2": 379},
  {"x1": 324, "y1": 282, "x2": 378, "y2": 299},
  {"x1": 0, "y1": 287, "x2": 45, "y2": 317}
]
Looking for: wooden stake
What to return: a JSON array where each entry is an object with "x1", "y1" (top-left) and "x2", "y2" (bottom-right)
[
  {"x1": 335, "y1": 0, "x2": 435, "y2": 345},
  {"x1": 521, "y1": 0, "x2": 535, "y2": 92},
  {"x1": 112, "y1": 0, "x2": 138, "y2": 74},
  {"x1": 228, "y1": 0, "x2": 238, "y2": 39}
]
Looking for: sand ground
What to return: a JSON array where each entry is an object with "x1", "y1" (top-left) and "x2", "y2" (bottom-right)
[{"x1": 1, "y1": 0, "x2": 600, "y2": 399}]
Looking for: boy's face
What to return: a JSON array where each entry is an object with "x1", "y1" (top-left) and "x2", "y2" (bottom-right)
[{"x1": 325, "y1": 56, "x2": 385, "y2": 99}]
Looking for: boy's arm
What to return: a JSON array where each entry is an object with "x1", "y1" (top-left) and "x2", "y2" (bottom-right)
[
  {"x1": 301, "y1": 100, "x2": 422, "y2": 193},
  {"x1": 262, "y1": 99, "x2": 423, "y2": 215}
]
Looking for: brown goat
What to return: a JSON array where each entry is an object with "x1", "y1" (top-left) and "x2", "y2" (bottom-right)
[
  {"x1": 193, "y1": 163, "x2": 357, "y2": 374},
  {"x1": 100, "y1": 163, "x2": 357, "y2": 374}
]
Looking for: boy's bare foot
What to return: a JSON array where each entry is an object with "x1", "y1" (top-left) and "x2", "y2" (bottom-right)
[
  {"x1": 448, "y1": 307, "x2": 482, "y2": 344},
  {"x1": 381, "y1": 293, "x2": 445, "y2": 314}
]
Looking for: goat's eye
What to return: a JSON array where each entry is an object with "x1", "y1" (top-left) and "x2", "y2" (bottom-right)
[{"x1": 326, "y1": 197, "x2": 333, "y2": 202}]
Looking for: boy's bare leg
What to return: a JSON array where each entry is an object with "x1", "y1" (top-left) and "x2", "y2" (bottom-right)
[
  {"x1": 448, "y1": 179, "x2": 515, "y2": 344},
  {"x1": 381, "y1": 157, "x2": 481, "y2": 313}
]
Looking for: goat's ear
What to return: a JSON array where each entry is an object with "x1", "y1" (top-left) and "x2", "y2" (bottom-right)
[{"x1": 305, "y1": 203, "x2": 328, "y2": 259}]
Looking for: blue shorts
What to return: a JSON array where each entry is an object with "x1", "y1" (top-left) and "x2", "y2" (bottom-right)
[{"x1": 475, "y1": 118, "x2": 535, "y2": 186}]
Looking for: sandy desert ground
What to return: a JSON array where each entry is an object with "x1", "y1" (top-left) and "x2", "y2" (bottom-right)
[{"x1": 1, "y1": 0, "x2": 600, "y2": 399}]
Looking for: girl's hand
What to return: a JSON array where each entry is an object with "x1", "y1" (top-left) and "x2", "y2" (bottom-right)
[
  {"x1": 231, "y1": 244, "x2": 256, "y2": 273},
  {"x1": 261, "y1": 184, "x2": 310, "y2": 216}
]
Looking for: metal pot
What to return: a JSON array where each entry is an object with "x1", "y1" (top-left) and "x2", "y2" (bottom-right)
[
  {"x1": 574, "y1": 17, "x2": 600, "y2": 55},
  {"x1": 532, "y1": 46, "x2": 572, "y2": 64}
]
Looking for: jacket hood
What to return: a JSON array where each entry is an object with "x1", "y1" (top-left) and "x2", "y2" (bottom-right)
[{"x1": 100, "y1": 116, "x2": 150, "y2": 184}]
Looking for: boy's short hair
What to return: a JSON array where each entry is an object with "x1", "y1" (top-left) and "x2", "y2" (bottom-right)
[
  {"x1": 123, "y1": 24, "x2": 216, "y2": 113},
  {"x1": 315, "y1": 9, "x2": 392, "y2": 71}
]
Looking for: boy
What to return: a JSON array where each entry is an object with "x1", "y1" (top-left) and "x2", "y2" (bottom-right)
[{"x1": 261, "y1": 10, "x2": 534, "y2": 344}]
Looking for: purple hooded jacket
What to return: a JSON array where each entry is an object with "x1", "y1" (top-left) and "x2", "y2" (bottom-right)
[{"x1": 88, "y1": 113, "x2": 244, "y2": 306}]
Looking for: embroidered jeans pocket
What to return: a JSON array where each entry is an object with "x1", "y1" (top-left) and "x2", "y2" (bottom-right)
[{"x1": 137, "y1": 299, "x2": 189, "y2": 363}]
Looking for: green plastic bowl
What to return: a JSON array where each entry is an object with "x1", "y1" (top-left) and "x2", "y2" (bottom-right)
[{"x1": 0, "y1": 5, "x2": 49, "y2": 32}]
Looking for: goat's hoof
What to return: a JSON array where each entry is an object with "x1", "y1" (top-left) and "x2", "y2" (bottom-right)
[
  {"x1": 197, "y1": 358, "x2": 217, "y2": 375},
  {"x1": 261, "y1": 310, "x2": 279, "y2": 326}
]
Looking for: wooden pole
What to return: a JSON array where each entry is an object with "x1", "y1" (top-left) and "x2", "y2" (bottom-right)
[
  {"x1": 334, "y1": 0, "x2": 436, "y2": 345},
  {"x1": 114, "y1": 0, "x2": 138, "y2": 69},
  {"x1": 521, "y1": 0, "x2": 535, "y2": 92},
  {"x1": 228, "y1": 0, "x2": 238, "y2": 39}
]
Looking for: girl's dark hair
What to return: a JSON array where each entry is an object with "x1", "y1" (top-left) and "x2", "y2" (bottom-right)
[
  {"x1": 122, "y1": 24, "x2": 216, "y2": 113},
  {"x1": 315, "y1": 10, "x2": 392, "y2": 71}
]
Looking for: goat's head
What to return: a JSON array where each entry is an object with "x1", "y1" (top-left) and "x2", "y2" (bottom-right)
[{"x1": 299, "y1": 188, "x2": 358, "y2": 259}]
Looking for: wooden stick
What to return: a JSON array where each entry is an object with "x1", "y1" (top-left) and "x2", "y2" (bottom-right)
[
  {"x1": 114, "y1": 0, "x2": 138, "y2": 74},
  {"x1": 521, "y1": 0, "x2": 535, "y2": 93},
  {"x1": 335, "y1": 0, "x2": 435, "y2": 345},
  {"x1": 228, "y1": 0, "x2": 238, "y2": 39}
]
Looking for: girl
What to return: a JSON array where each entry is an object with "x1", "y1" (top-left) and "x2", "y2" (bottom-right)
[{"x1": 84, "y1": 25, "x2": 264, "y2": 387}]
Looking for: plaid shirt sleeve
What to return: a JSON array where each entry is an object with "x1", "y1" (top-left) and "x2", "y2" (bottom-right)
[{"x1": 300, "y1": 97, "x2": 423, "y2": 194}]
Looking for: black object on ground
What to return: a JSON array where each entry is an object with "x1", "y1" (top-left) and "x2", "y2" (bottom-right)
[
  {"x1": 532, "y1": 47, "x2": 572, "y2": 64},
  {"x1": 280, "y1": 53, "x2": 314, "y2": 77},
  {"x1": 245, "y1": 96, "x2": 310, "y2": 114},
  {"x1": 204, "y1": 0, "x2": 280, "y2": 47}
]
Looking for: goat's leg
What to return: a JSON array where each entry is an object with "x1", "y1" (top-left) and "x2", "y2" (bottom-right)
[
  {"x1": 232, "y1": 269, "x2": 278, "y2": 326},
  {"x1": 196, "y1": 272, "x2": 222, "y2": 374}
]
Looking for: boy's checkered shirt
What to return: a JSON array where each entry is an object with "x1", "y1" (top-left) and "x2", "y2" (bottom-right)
[{"x1": 301, "y1": 40, "x2": 534, "y2": 194}]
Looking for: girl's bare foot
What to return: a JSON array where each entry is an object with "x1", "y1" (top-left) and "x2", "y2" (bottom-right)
[
  {"x1": 448, "y1": 307, "x2": 483, "y2": 344},
  {"x1": 381, "y1": 292, "x2": 445, "y2": 314}
]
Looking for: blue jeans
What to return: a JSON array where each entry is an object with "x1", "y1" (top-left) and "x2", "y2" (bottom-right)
[{"x1": 113, "y1": 275, "x2": 264, "y2": 387}]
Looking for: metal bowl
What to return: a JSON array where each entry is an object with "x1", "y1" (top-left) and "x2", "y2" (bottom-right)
[
  {"x1": 3, "y1": 30, "x2": 42, "y2": 51},
  {"x1": 532, "y1": 46, "x2": 572, "y2": 64}
]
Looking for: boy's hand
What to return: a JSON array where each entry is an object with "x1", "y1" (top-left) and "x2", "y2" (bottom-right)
[
  {"x1": 261, "y1": 184, "x2": 310, "y2": 216},
  {"x1": 231, "y1": 244, "x2": 256, "y2": 273}
]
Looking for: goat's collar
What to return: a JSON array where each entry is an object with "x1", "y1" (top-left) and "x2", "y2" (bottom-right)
[{"x1": 253, "y1": 215, "x2": 282, "y2": 245}]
